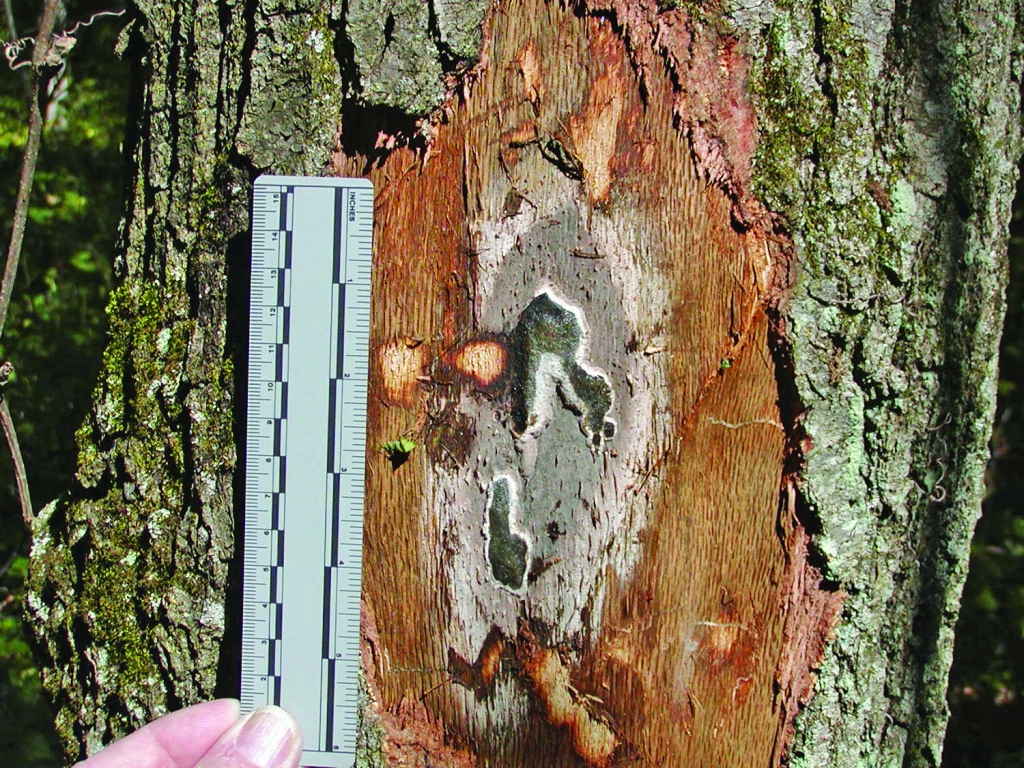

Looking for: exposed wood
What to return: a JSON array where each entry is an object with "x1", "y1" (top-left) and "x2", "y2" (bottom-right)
[{"x1": 336, "y1": 0, "x2": 799, "y2": 763}]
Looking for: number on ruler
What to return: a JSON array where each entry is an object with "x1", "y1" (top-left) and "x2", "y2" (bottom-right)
[{"x1": 245, "y1": 177, "x2": 372, "y2": 761}]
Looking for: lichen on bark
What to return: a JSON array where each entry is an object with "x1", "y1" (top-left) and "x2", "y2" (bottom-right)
[
  {"x1": 235, "y1": 3, "x2": 343, "y2": 174},
  {"x1": 723, "y1": 0, "x2": 1024, "y2": 764},
  {"x1": 344, "y1": 0, "x2": 488, "y2": 114}
]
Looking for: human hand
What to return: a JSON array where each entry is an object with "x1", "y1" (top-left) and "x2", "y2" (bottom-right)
[{"x1": 74, "y1": 699, "x2": 303, "y2": 768}]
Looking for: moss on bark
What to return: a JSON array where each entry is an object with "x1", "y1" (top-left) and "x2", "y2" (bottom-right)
[{"x1": 23, "y1": 0, "x2": 341, "y2": 756}]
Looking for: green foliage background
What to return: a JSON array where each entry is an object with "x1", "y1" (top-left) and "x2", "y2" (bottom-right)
[
  {"x1": 0, "y1": 2, "x2": 1019, "y2": 766},
  {"x1": 0, "y1": 1, "x2": 126, "y2": 764}
]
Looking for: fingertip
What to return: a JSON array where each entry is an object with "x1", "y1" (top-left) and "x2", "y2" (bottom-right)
[
  {"x1": 147, "y1": 699, "x2": 246, "y2": 765},
  {"x1": 235, "y1": 707, "x2": 302, "y2": 767},
  {"x1": 196, "y1": 705, "x2": 303, "y2": 768},
  {"x1": 206, "y1": 698, "x2": 243, "y2": 721},
  {"x1": 76, "y1": 699, "x2": 245, "y2": 768}
]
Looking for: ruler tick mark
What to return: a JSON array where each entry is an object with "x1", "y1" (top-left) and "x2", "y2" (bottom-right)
[{"x1": 244, "y1": 176, "x2": 373, "y2": 767}]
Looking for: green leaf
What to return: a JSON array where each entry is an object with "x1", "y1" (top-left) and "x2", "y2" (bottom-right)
[
  {"x1": 381, "y1": 437, "x2": 417, "y2": 458},
  {"x1": 70, "y1": 250, "x2": 99, "y2": 273}
]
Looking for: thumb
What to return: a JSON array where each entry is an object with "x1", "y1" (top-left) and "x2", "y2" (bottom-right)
[{"x1": 195, "y1": 706, "x2": 303, "y2": 768}]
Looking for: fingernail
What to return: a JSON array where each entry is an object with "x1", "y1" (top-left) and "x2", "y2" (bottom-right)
[{"x1": 235, "y1": 706, "x2": 300, "y2": 768}]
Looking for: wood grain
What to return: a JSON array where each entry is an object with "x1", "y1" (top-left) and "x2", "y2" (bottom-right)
[{"x1": 336, "y1": 0, "x2": 788, "y2": 763}]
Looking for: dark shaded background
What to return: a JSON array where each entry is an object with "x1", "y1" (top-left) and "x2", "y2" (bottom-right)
[
  {"x1": 0, "y1": 1, "x2": 125, "y2": 763},
  {"x1": 0, "y1": 2, "x2": 1019, "y2": 765}
]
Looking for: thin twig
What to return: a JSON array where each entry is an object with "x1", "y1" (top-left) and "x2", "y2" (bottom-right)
[
  {"x1": 3, "y1": 9, "x2": 126, "y2": 71},
  {"x1": 62, "y1": 9, "x2": 126, "y2": 39},
  {"x1": 0, "y1": 0, "x2": 29, "y2": 96},
  {"x1": 0, "y1": 542, "x2": 18, "y2": 580},
  {"x1": 0, "y1": 0, "x2": 59, "y2": 340},
  {"x1": 0, "y1": 0, "x2": 62, "y2": 526},
  {"x1": 1, "y1": 0, "x2": 16, "y2": 41},
  {"x1": 0, "y1": 592, "x2": 17, "y2": 614},
  {"x1": 0, "y1": 398, "x2": 32, "y2": 525}
]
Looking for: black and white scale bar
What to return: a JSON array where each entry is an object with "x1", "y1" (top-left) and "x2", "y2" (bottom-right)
[{"x1": 242, "y1": 176, "x2": 373, "y2": 768}]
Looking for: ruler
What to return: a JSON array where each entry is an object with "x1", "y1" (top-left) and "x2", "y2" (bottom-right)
[{"x1": 241, "y1": 176, "x2": 373, "y2": 767}]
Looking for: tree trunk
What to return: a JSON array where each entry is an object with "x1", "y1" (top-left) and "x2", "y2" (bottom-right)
[{"x1": 24, "y1": 0, "x2": 1021, "y2": 766}]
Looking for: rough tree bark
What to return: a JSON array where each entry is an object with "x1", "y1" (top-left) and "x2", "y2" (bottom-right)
[{"x1": 22, "y1": 0, "x2": 1021, "y2": 766}]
